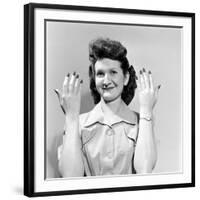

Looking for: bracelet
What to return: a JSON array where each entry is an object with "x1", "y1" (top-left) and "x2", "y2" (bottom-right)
[{"x1": 140, "y1": 117, "x2": 152, "y2": 122}]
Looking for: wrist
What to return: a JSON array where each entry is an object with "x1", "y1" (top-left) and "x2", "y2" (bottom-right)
[
  {"x1": 65, "y1": 115, "x2": 80, "y2": 137},
  {"x1": 139, "y1": 107, "x2": 153, "y2": 118},
  {"x1": 65, "y1": 114, "x2": 79, "y2": 122}
]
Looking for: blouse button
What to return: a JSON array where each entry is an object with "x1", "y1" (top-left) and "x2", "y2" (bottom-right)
[{"x1": 107, "y1": 129, "x2": 114, "y2": 136}]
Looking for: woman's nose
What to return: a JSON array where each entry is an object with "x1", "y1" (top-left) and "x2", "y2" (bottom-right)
[{"x1": 103, "y1": 74, "x2": 111, "y2": 84}]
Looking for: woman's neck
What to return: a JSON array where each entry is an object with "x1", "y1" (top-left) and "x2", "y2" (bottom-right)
[{"x1": 101, "y1": 97, "x2": 123, "y2": 114}]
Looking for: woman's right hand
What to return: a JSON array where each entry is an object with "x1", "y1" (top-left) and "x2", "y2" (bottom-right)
[{"x1": 55, "y1": 72, "x2": 83, "y2": 119}]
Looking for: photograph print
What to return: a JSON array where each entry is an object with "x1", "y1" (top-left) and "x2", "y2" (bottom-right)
[
  {"x1": 47, "y1": 20, "x2": 180, "y2": 179},
  {"x1": 24, "y1": 3, "x2": 195, "y2": 197}
]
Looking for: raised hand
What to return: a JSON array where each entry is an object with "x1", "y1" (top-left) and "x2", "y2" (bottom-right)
[
  {"x1": 137, "y1": 68, "x2": 160, "y2": 117},
  {"x1": 54, "y1": 72, "x2": 83, "y2": 118}
]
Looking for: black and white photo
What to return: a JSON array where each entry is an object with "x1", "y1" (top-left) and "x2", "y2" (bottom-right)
[{"x1": 24, "y1": 3, "x2": 195, "y2": 197}]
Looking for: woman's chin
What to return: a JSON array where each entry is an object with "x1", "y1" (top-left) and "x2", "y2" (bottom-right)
[
  {"x1": 102, "y1": 95, "x2": 113, "y2": 102},
  {"x1": 102, "y1": 95, "x2": 120, "y2": 103}
]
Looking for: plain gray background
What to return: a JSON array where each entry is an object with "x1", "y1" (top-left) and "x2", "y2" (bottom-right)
[{"x1": 46, "y1": 21, "x2": 182, "y2": 178}]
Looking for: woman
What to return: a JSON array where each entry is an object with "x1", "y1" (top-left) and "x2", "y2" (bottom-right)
[{"x1": 55, "y1": 38, "x2": 160, "y2": 177}]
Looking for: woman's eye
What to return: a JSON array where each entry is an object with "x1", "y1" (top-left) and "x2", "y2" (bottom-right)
[
  {"x1": 111, "y1": 71, "x2": 117, "y2": 75},
  {"x1": 96, "y1": 72, "x2": 104, "y2": 77}
]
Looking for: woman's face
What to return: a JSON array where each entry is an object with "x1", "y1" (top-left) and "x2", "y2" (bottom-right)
[{"x1": 94, "y1": 58, "x2": 129, "y2": 103}]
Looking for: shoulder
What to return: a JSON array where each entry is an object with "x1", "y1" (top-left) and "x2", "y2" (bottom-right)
[
  {"x1": 79, "y1": 112, "x2": 90, "y2": 126},
  {"x1": 79, "y1": 109, "x2": 95, "y2": 128},
  {"x1": 123, "y1": 105, "x2": 139, "y2": 125},
  {"x1": 79, "y1": 110, "x2": 99, "y2": 144},
  {"x1": 129, "y1": 110, "x2": 139, "y2": 125}
]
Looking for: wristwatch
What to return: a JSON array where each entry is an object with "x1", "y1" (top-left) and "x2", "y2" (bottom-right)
[{"x1": 140, "y1": 116, "x2": 152, "y2": 121}]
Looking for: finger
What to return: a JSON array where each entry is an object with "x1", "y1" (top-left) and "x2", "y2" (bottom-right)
[
  {"x1": 63, "y1": 73, "x2": 70, "y2": 95},
  {"x1": 136, "y1": 76, "x2": 141, "y2": 91},
  {"x1": 79, "y1": 79, "x2": 83, "y2": 94},
  {"x1": 139, "y1": 70, "x2": 145, "y2": 90},
  {"x1": 148, "y1": 70, "x2": 154, "y2": 91},
  {"x1": 142, "y1": 68, "x2": 149, "y2": 89},
  {"x1": 68, "y1": 72, "x2": 76, "y2": 93},
  {"x1": 74, "y1": 74, "x2": 81, "y2": 94}
]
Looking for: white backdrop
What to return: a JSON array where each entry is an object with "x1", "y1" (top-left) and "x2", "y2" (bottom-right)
[{"x1": 0, "y1": 0, "x2": 199, "y2": 199}]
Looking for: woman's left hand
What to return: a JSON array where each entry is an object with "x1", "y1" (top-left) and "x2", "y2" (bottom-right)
[{"x1": 137, "y1": 68, "x2": 160, "y2": 115}]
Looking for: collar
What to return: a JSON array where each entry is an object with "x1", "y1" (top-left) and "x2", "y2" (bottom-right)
[{"x1": 84, "y1": 99, "x2": 137, "y2": 127}]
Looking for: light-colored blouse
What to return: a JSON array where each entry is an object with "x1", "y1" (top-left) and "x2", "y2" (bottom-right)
[{"x1": 58, "y1": 100, "x2": 139, "y2": 176}]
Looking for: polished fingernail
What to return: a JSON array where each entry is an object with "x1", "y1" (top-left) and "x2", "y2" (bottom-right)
[
  {"x1": 80, "y1": 80, "x2": 83, "y2": 83},
  {"x1": 143, "y1": 68, "x2": 146, "y2": 72},
  {"x1": 139, "y1": 70, "x2": 143, "y2": 74},
  {"x1": 66, "y1": 73, "x2": 70, "y2": 77},
  {"x1": 158, "y1": 85, "x2": 161, "y2": 89},
  {"x1": 135, "y1": 76, "x2": 138, "y2": 80},
  {"x1": 73, "y1": 71, "x2": 76, "y2": 76},
  {"x1": 76, "y1": 74, "x2": 79, "y2": 78},
  {"x1": 148, "y1": 70, "x2": 151, "y2": 74}
]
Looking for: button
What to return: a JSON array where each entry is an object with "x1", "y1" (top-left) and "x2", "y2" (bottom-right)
[{"x1": 107, "y1": 129, "x2": 114, "y2": 136}]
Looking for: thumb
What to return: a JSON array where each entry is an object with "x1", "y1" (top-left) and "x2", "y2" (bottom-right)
[
  {"x1": 54, "y1": 89, "x2": 61, "y2": 100},
  {"x1": 54, "y1": 89, "x2": 66, "y2": 114}
]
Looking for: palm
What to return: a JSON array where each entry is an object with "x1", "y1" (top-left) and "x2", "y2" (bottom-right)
[
  {"x1": 55, "y1": 72, "x2": 82, "y2": 117},
  {"x1": 137, "y1": 69, "x2": 160, "y2": 111}
]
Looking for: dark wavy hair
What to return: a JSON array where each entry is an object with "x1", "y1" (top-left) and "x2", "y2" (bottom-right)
[{"x1": 88, "y1": 38, "x2": 137, "y2": 105}]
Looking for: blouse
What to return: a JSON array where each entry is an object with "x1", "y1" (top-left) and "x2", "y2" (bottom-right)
[{"x1": 58, "y1": 100, "x2": 139, "y2": 176}]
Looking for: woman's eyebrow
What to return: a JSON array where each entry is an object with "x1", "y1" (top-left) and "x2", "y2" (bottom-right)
[
  {"x1": 109, "y1": 67, "x2": 119, "y2": 71},
  {"x1": 95, "y1": 67, "x2": 118, "y2": 72},
  {"x1": 95, "y1": 69, "x2": 104, "y2": 73},
  {"x1": 96, "y1": 68, "x2": 103, "y2": 72}
]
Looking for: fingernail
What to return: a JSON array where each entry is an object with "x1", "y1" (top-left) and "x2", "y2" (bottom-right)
[
  {"x1": 148, "y1": 70, "x2": 151, "y2": 74},
  {"x1": 73, "y1": 71, "x2": 76, "y2": 76},
  {"x1": 158, "y1": 85, "x2": 161, "y2": 89},
  {"x1": 76, "y1": 74, "x2": 79, "y2": 78},
  {"x1": 143, "y1": 68, "x2": 146, "y2": 72},
  {"x1": 135, "y1": 76, "x2": 138, "y2": 80},
  {"x1": 139, "y1": 70, "x2": 143, "y2": 74},
  {"x1": 80, "y1": 80, "x2": 83, "y2": 84},
  {"x1": 67, "y1": 73, "x2": 70, "y2": 77}
]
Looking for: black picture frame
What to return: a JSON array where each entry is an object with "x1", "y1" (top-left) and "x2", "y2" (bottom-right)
[{"x1": 24, "y1": 3, "x2": 195, "y2": 197}]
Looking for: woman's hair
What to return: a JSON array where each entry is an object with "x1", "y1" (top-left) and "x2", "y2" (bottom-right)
[{"x1": 88, "y1": 37, "x2": 137, "y2": 105}]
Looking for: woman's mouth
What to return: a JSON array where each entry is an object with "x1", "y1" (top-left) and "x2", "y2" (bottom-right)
[{"x1": 102, "y1": 87, "x2": 114, "y2": 91}]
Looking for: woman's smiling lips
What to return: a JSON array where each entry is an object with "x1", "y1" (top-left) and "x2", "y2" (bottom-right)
[{"x1": 102, "y1": 87, "x2": 115, "y2": 91}]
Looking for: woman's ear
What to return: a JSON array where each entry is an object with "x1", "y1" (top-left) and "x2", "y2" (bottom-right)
[{"x1": 124, "y1": 72, "x2": 130, "y2": 86}]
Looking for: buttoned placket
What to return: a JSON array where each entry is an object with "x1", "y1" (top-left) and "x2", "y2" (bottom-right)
[{"x1": 106, "y1": 126, "x2": 115, "y2": 160}]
